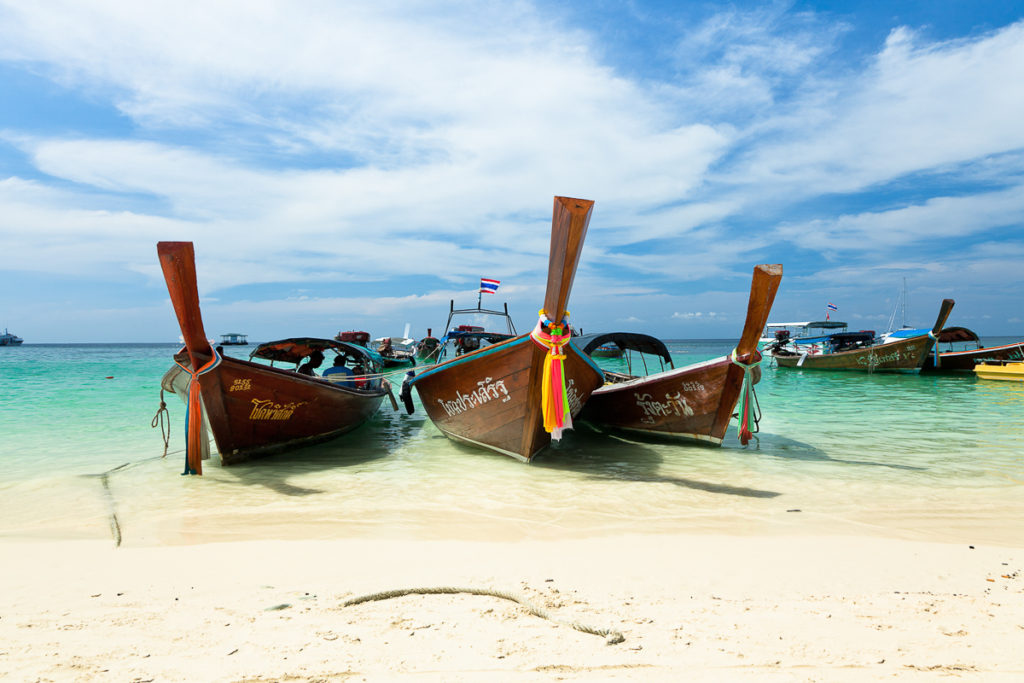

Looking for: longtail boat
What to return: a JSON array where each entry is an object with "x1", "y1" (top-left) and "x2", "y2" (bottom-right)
[
  {"x1": 408, "y1": 196, "x2": 604, "y2": 462},
  {"x1": 918, "y1": 327, "x2": 1024, "y2": 372},
  {"x1": 415, "y1": 329, "x2": 442, "y2": 363},
  {"x1": 770, "y1": 299, "x2": 955, "y2": 372},
  {"x1": 579, "y1": 264, "x2": 782, "y2": 445},
  {"x1": 157, "y1": 241, "x2": 389, "y2": 473}
]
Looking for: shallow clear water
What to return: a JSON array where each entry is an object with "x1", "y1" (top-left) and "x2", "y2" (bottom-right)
[{"x1": 1, "y1": 340, "x2": 1022, "y2": 547}]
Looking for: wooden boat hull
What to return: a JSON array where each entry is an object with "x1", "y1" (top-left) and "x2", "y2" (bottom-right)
[
  {"x1": 922, "y1": 341, "x2": 1024, "y2": 372},
  {"x1": 974, "y1": 361, "x2": 1024, "y2": 382},
  {"x1": 772, "y1": 334, "x2": 934, "y2": 372},
  {"x1": 171, "y1": 351, "x2": 386, "y2": 465},
  {"x1": 581, "y1": 357, "x2": 756, "y2": 444},
  {"x1": 410, "y1": 335, "x2": 604, "y2": 461},
  {"x1": 581, "y1": 263, "x2": 782, "y2": 444}
]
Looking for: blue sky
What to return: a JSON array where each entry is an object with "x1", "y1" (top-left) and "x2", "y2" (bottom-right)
[{"x1": 1, "y1": 0, "x2": 1023, "y2": 343}]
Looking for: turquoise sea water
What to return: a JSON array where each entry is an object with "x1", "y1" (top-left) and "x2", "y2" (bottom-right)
[{"x1": 1, "y1": 340, "x2": 1022, "y2": 547}]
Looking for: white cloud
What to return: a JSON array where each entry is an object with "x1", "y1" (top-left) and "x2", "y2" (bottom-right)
[
  {"x1": 724, "y1": 22, "x2": 1024, "y2": 196},
  {"x1": 774, "y1": 184, "x2": 1024, "y2": 252}
]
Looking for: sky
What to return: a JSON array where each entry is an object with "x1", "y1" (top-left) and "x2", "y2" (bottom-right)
[{"x1": 1, "y1": 0, "x2": 1023, "y2": 343}]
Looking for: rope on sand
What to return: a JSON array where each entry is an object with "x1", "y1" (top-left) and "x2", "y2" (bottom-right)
[{"x1": 343, "y1": 586, "x2": 625, "y2": 645}]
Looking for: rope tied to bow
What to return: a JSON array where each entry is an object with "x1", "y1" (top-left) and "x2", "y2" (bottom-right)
[
  {"x1": 730, "y1": 348, "x2": 762, "y2": 446},
  {"x1": 530, "y1": 310, "x2": 573, "y2": 440},
  {"x1": 150, "y1": 388, "x2": 171, "y2": 457},
  {"x1": 173, "y1": 347, "x2": 222, "y2": 475}
]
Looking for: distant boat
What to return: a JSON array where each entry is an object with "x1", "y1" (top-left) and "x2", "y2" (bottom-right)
[
  {"x1": 588, "y1": 341, "x2": 623, "y2": 358},
  {"x1": 374, "y1": 335, "x2": 417, "y2": 368},
  {"x1": 219, "y1": 333, "x2": 248, "y2": 345},
  {"x1": 769, "y1": 300, "x2": 954, "y2": 372},
  {"x1": 336, "y1": 330, "x2": 370, "y2": 346},
  {"x1": 914, "y1": 327, "x2": 1024, "y2": 372},
  {"x1": 414, "y1": 328, "x2": 442, "y2": 363},
  {"x1": 1, "y1": 328, "x2": 23, "y2": 346},
  {"x1": 760, "y1": 320, "x2": 848, "y2": 349},
  {"x1": 578, "y1": 264, "x2": 782, "y2": 445},
  {"x1": 974, "y1": 360, "x2": 1024, "y2": 382},
  {"x1": 426, "y1": 299, "x2": 519, "y2": 364},
  {"x1": 157, "y1": 241, "x2": 391, "y2": 473},
  {"x1": 408, "y1": 196, "x2": 605, "y2": 462}
]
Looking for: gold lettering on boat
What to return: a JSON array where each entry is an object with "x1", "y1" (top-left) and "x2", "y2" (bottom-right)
[
  {"x1": 230, "y1": 378, "x2": 252, "y2": 392},
  {"x1": 436, "y1": 377, "x2": 511, "y2": 416},
  {"x1": 249, "y1": 398, "x2": 306, "y2": 421}
]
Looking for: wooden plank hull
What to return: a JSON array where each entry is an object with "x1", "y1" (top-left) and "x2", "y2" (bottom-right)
[
  {"x1": 172, "y1": 351, "x2": 385, "y2": 465},
  {"x1": 773, "y1": 335, "x2": 933, "y2": 372},
  {"x1": 410, "y1": 335, "x2": 604, "y2": 461},
  {"x1": 582, "y1": 357, "x2": 752, "y2": 444},
  {"x1": 922, "y1": 340, "x2": 1024, "y2": 372}
]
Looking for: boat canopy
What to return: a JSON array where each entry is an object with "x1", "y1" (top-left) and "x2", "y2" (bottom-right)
[
  {"x1": 575, "y1": 332, "x2": 673, "y2": 365},
  {"x1": 250, "y1": 337, "x2": 383, "y2": 366},
  {"x1": 766, "y1": 321, "x2": 848, "y2": 330},
  {"x1": 883, "y1": 327, "x2": 931, "y2": 339},
  {"x1": 937, "y1": 326, "x2": 980, "y2": 344}
]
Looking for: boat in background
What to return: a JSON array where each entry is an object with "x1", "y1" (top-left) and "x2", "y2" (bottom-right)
[
  {"x1": 374, "y1": 335, "x2": 417, "y2": 367},
  {"x1": 588, "y1": 340, "x2": 624, "y2": 358},
  {"x1": 760, "y1": 320, "x2": 848, "y2": 350},
  {"x1": 579, "y1": 264, "x2": 782, "y2": 445},
  {"x1": 336, "y1": 330, "x2": 371, "y2": 346},
  {"x1": 912, "y1": 327, "x2": 1024, "y2": 372},
  {"x1": 770, "y1": 299, "x2": 954, "y2": 372},
  {"x1": 974, "y1": 360, "x2": 1024, "y2": 382},
  {"x1": 219, "y1": 333, "x2": 248, "y2": 345},
  {"x1": 430, "y1": 299, "x2": 519, "y2": 362},
  {"x1": 1, "y1": 328, "x2": 23, "y2": 346},
  {"x1": 408, "y1": 196, "x2": 604, "y2": 462},
  {"x1": 415, "y1": 328, "x2": 442, "y2": 364},
  {"x1": 158, "y1": 241, "x2": 391, "y2": 473}
]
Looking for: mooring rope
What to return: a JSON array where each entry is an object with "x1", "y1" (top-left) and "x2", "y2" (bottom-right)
[
  {"x1": 343, "y1": 586, "x2": 625, "y2": 644},
  {"x1": 150, "y1": 388, "x2": 171, "y2": 457}
]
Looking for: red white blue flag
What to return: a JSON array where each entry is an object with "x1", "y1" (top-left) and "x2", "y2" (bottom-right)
[
  {"x1": 480, "y1": 278, "x2": 500, "y2": 294},
  {"x1": 827, "y1": 302, "x2": 838, "y2": 311}
]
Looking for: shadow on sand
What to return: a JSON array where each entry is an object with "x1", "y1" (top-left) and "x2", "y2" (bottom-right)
[{"x1": 531, "y1": 426, "x2": 783, "y2": 499}]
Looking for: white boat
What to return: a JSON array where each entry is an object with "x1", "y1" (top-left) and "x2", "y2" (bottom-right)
[{"x1": 759, "y1": 320, "x2": 849, "y2": 352}]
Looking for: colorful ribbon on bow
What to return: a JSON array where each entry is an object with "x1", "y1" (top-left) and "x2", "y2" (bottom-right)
[
  {"x1": 730, "y1": 348, "x2": 762, "y2": 446},
  {"x1": 530, "y1": 310, "x2": 573, "y2": 440},
  {"x1": 173, "y1": 347, "x2": 222, "y2": 475}
]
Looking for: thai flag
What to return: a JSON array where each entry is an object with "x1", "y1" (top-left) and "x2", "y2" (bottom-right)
[
  {"x1": 827, "y1": 303, "x2": 838, "y2": 311},
  {"x1": 479, "y1": 278, "x2": 500, "y2": 294}
]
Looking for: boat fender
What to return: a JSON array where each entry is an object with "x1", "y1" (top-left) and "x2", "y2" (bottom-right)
[
  {"x1": 797, "y1": 352, "x2": 808, "y2": 367},
  {"x1": 399, "y1": 371, "x2": 416, "y2": 414}
]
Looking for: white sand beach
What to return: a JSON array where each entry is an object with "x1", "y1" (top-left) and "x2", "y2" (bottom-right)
[{"x1": 2, "y1": 532, "x2": 1021, "y2": 681}]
